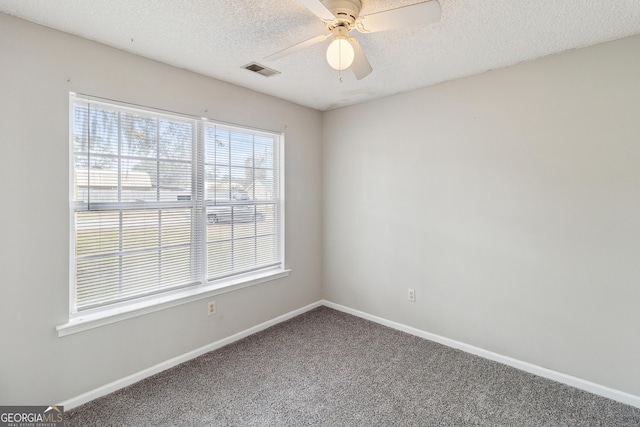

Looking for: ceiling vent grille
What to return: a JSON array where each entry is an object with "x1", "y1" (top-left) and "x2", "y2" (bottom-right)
[{"x1": 243, "y1": 63, "x2": 280, "y2": 77}]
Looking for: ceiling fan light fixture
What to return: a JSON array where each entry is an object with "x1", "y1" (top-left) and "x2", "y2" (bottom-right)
[{"x1": 326, "y1": 26, "x2": 354, "y2": 70}]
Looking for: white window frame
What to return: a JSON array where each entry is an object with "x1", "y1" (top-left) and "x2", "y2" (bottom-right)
[{"x1": 58, "y1": 93, "x2": 288, "y2": 337}]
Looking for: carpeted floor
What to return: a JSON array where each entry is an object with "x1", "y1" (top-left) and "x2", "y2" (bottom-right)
[{"x1": 66, "y1": 306, "x2": 640, "y2": 426}]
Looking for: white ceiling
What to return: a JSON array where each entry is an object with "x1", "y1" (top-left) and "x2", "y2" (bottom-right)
[{"x1": 2, "y1": 0, "x2": 640, "y2": 111}]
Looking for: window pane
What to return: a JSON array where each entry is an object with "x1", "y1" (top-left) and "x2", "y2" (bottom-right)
[
  {"x1": 79, "y1": 165, "x2": 120, "y2": 203},
  {"x1": 73, "y1": 104, "x2": 89, "y2": 154},
  {"x1": 256, "y1": 204, "x2": 277, "y2": 235},
  {"x1": 158, "y1": 161, "x2": 192, "y2": 201},
  {"x1": 121, "y1": 210, "x2": 160, "y2": 252},
  {"x1": 254, "y1": 136, "x2": 274, "y2": 169},
  {"x1": 88, "y1": 107, "x2": 119, "y2": 157},
  {"x1": 208, "y1": 241, "x2": 232, "y2": 277},
  {"x1": 203, "y1": 127, "x2": 279, "y2": 281},
  {"x1": 250, "y1": 173, "x2": 275, "y2": 201},
  {"x1": 230, "y1": 132, "x2": 253, "y2": 167},
  {"x1": 205, "y1": 127, "x2": 230, "y2": 165},
  {"x1": 120, "y1": 252, "x2": 161, "y2": 298},
  {"x1": 256, "y1": 235, "x2": 277, "y2": 265},
  {"x1": 75, "y1": 256, "x2": 120, "y2": 308},
  {"x1": 120, "y1": 159, "x2": 156, "y2": 203},
  {"x1": 121, "y1": 112, "x2": 158, "y2": 158},
  {"x1": 75, "y1": 211, "x2": 120, "y2": 258},
  {"x1": 161, "y1": 246, "x2": 194, "y2": 288},
  {"x1": 160, "y1": 119, "x2": 192, "y2": 161}
]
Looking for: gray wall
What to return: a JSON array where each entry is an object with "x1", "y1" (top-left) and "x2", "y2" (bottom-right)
[
  {"x1": 0, "y1": 13, "x2": 323, "y2": 404},
  {"x1": 323, "y1": 35, "x2": 640, "y2": 396}
]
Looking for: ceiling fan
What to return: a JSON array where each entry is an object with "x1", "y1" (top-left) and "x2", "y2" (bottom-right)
[{"x1": 264, "y1": 0, "x2": 441, "y2": 80}]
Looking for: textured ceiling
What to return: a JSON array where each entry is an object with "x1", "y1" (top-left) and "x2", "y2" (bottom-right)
[{"x1": 1, "y1": 0, "x2": 640, "y2": 111}]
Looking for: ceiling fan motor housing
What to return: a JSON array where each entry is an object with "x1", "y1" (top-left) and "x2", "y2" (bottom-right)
[{"x1": 325, "y1": 0, "x2": 362, "y2": 28}]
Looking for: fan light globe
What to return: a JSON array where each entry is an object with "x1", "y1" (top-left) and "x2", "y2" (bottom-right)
[{"x1": 326, "y1": 37, "x2": 354, "y2": 70}]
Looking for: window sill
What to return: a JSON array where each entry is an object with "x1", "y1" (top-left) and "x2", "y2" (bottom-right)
[{"x1": 56, "y1": 268, "x2": 291, "y2": 337}]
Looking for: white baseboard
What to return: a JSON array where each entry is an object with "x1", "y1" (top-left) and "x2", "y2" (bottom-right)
[
  {"x1": 58, "y1": 301, "x2": 323, "y2": 410},
  {"x1": 59, "y1": 299, "x2": 640, "y2": 411},
  {"x1": 322, "y1": 300, "x2": 640, "y2": 409}
]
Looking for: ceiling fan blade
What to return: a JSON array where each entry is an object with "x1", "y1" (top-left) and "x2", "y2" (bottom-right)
[
  {"x1": 349, "y1": 38, "x2": 372, "y2": 80},
  {"x1": 356, "y1": 0, "x2": 441, "y2": 33},
  {"x1": 299, "y1": 0, "x2": 335, "y2": 21},
  {"x1": 264, "y1": 33, "x2": 330, "y2": 61}
]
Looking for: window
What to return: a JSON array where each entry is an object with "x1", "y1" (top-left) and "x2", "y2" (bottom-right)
[{"x1": 70, "y1": 94, "x2": 282, "y2": 317}]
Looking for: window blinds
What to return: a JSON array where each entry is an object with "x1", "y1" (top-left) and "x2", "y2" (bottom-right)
[{"x1": 71, "y1": 96, "x2": 282, "y2": 312}]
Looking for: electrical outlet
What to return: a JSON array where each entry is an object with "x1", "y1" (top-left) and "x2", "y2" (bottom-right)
[
  {"x1": 408, "y1": 288, "x2": 416, "y2": 302},
  {"x1": 207, "y1": 300, "x2": 216, "y2": 316}
]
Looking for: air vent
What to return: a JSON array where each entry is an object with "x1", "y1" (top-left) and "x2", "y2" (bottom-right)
[{"x1": 243, "y1": 63, "x2": 280, "y2": 77}]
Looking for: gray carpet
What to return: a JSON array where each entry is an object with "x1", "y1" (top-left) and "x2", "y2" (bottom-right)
[{"x1": 66, "y1": 306, "x2": 640, "y2": 426}]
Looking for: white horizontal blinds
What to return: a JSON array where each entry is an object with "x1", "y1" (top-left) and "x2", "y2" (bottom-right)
[
  {"x1": 72, "y1": 98, "x2": 201, "y2": 311},
  {"x1": 70, "y1": 95, "x2": 282, "y2": 313},
  {"x1": 204, "y1": 125, "x2": 281, "y2": 281}
]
